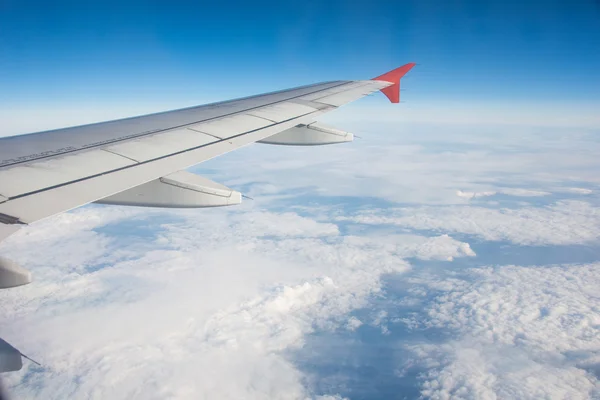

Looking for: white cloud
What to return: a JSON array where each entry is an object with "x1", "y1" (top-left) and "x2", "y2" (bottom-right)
[
  {"x1": 456, "y1": 190, "x2": 497, "y2": 199},
  {"x1": 400, "y1": 263, "x2": 600, "y2": 399},
  {"x1": 456, "y1": 188, "x2": 550, "y2": 200},
  {"x1": 339, "y1": 200, "x2": 600, "y2": 245},
  {"x1": 345, "y1": 317, "x2": 363, "y2": 331},
  {"x1": 0, "y1": 205, "x2": 476, "y2": 399},
  {"x1": 565, "y1": 188, "x2": 594, "y2": 195},
  {"x1": 324, "y1": 101, "x2": 600, "y2": 129},
  {"x1": 498, "y1": 188, "x2": 550, "y2": 197},
  {"x1": 197, "y1": 122, "x2": 600, "y2": 207}
]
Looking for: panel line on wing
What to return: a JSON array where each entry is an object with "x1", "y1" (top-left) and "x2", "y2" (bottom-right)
[
  {"x1": 101, "y1": 148, "x2": 141, "y2": 164},
  {"x1": 185, "y1": 127, "x2": 224, "y2": 140},
  {"x1": 4, "y1": 109, "x2": 320, "y2": 201},
  {"x1": 245, "y1": 114, "x2": 277, "y2": 124},
  {"x1": 190, "y1": 114, "x2": 272, "y2": 139}
]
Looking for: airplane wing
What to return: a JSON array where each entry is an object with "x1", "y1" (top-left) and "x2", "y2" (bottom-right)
[{"x1": 0, "y1": 63, "x2": 415, "y2": 292}]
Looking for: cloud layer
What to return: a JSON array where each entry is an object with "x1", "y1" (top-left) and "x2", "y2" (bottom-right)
[
  {"x1": 2, "y1": 122, "x2": 600, "y2": 399},
  {"x1": 338, "y1": 200, "x2": 600, "y2": 246},
  {"x1": 1, "y1": 204, "x2": 475, "y2": 399},
  {"x1": 400, "y1": 263, "x2": 600, "y2": 399}
]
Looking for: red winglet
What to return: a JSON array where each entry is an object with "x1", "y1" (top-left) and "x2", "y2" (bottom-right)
[{"x1": 372, "y1": 62, "x2": 416, "y2": 103}]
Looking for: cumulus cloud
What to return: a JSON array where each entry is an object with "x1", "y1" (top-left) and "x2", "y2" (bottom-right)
[
  {"x1": 345, "y1": 317, "x2": 363, "y2": 331},
  {"x1": 0, "y1": 204, "x2": 475, "y2": 399},
  {"x1": 456, "y1": 190, "x2": 497, "y2": 199},
  {"x1": 399, "y1": 263, "x2": 600, "y2": 399}
]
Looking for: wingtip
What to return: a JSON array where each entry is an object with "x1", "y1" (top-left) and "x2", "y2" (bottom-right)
[
  {"x1": 371, "y1": 63, "x2": 416, "y2": 103},
  {"x1": 372, "y1": 62, "x2": 416, "y2": 81}
]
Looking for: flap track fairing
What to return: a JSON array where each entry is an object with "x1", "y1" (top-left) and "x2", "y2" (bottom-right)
[
  {"x1": 96, "y1": 171, "x2": 242, "y2": 208},
  {"x1": 258, "y1": 122, "x2": 353, "y2": 146}
]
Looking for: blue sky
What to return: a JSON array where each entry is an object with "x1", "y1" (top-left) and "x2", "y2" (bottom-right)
[{"x1": 1, "y1": 0, "x2": 599, "y2": 110}]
